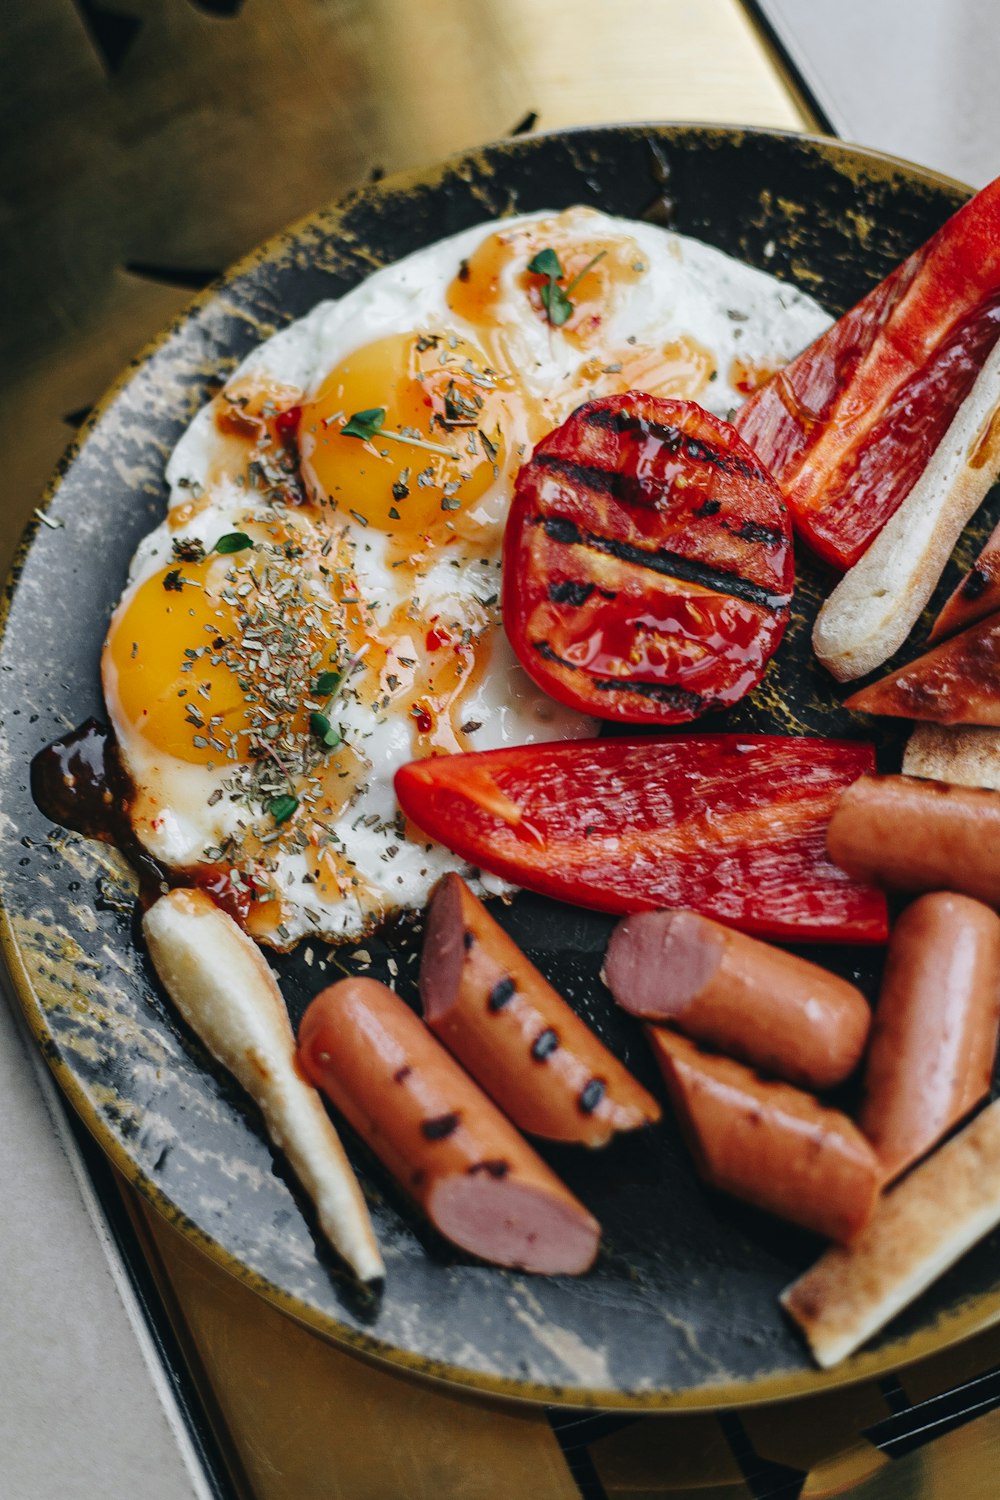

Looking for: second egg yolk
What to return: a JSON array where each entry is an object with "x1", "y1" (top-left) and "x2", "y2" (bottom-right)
[{"x1": 297, "y1": 331, "x2": 514, "y2": 540}]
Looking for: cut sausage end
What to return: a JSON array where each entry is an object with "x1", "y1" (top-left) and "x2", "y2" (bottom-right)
[
  {"x1": 420, "y1": 872, "x2": 469, "y2": 1024},
  {"x1": 428, "y1": 1174, "x2": 600, "y2": 1275},
  {"x1": 606, "y1": 908, "x2": 870, "y2": 1091},
  {"x1": 299, "y1": 976, "x2": 603, "y2": 1272},
  {"x1": 603, "y1": 909, "x2": 725, "y2": 1017}
]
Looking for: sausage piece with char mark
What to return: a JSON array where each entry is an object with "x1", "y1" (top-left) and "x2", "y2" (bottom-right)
[
  {"x1": 420, "y1": 874, "x2": 660, "y2": 1145},
  {"x1": 298, "y1": 978, "x2": 601, "y2": 1274},
  {"x1": 647, "y1": 1028, "x2": 882, "y2": 1243},
  {"x1": 603, "y1": 908, "x2": 870, "y2": 1090},
  {"x1": 859, "y1": 891, "x2": 1000, "y2": 1181},
  {"x1": 827, "y1": 773, "x2": 1000, "y2": 906}
]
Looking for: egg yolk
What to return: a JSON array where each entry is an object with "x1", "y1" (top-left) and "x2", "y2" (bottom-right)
[
  {"x1": 297, "y1": 331, "x2": 514, "y2": 540},
  {"x1": 104, "y1": 547, "x2": 344, "y2": 767}
]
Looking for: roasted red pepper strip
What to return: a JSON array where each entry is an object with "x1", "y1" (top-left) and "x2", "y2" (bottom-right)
[
  {"x1": 735, "y1": 176, "x2": 1000, "y2": 570},
  {"x1": 395, "y1": 736, "x2": 887, "y2": 943}
]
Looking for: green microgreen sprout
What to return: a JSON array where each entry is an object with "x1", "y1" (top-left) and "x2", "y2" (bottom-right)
[
  {"x1": 269, "y1": 794, "x2": 299, "y2": 824},
  {"x1": 341, "y1": 407, "x2": 457, "y2": 460},
  {"x1": 527, "y1": 247, "x2": 607, "y2": 327},
  {"x1": 309, "y1": 712, "x2": 341, "y2": 748},
  {"x1": 213, "y1": 531, "x2": 253, "y2": 555},
  {"x1": 308, "y1": 657, "x2": 359, "y2": 751}
]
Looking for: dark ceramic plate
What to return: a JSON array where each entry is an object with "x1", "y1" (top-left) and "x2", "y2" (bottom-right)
[{"x1": 2, "y1": 125, "x2": 998, "y2": 1409}]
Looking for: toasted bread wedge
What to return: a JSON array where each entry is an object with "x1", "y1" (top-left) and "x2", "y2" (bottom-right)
[
  {"x1": 903, "y1": 722, "x2": 1000, "y2": 790},
  {"x1": 782, "y1": 1098, "x2": 1000, "y2": 1367},
  {"x1": 845, "y1": 614, "x2": 1000, "y2": 726}
]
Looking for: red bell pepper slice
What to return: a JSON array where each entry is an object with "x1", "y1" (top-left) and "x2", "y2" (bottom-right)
[
  {"x1": 735, "y1": 175, "x2": 1000, "y2": 571},
  {"x1": 395, "y1": 735, "x2": 888, "y2": 943}
]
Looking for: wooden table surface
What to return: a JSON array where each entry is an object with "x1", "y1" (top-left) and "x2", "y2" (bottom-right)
[{"x1": 5, "y1": 3, "x2": 1000, "y2": 1497}]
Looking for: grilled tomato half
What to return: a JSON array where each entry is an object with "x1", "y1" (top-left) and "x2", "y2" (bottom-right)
[{"x1": 502, "y1": 392, "x2": 793, "y2": 723}]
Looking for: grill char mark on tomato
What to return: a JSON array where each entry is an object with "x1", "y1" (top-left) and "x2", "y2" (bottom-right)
[
  {"x1": 594, "y1": 679, "x2": 704, "y2": 709},
  {"x1": 503, "y1": 393, "x2": 793, "y2": 724},
  {"x1": 536, "y1": 454, "x2": 624, "y2": 499},
  {"x1": 540, "y1": 460, "x2": 788, "y2": 558},
  {"x1": 547, "y1": 579, "x2": 598, "y2": 606},
  {"x1": 535, "y1": 507, "x2": 788, "y2": 612},
  {"x1": 584, "y1": 403, "x2": 771, "y2": 483},
  {"x1": 532, "y1": 421, "x2": 790, "y2": 596},
  {"x1": 531, "y1": 638, "x2": 706, "y2": 712}
]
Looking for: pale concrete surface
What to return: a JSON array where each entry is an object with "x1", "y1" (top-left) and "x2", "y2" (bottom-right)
[
  {"x1": 0, "y1": 988, "x2": 211, "y2": 1500},
  {"x1": 761, "y1": 0, "x2": 1000, "y2": 187}
]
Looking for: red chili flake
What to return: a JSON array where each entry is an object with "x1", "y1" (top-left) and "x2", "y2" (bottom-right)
[
  {"x1": 425, "y1": 624, "x2": 449, "y2": 651},
  {"x1": 192, "y1": 866, "x2": 252, "y2": 926},
  {"x1": 413, "y1": 707, "x2": 434, "y2": 733},
  {"x1": 274, "y1": 405, "x2": 302, "y2": 441}
]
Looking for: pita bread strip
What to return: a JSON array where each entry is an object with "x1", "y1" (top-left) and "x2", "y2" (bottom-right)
[
  {"x1": 143, "y1": 888, "x2": 384, "y2": 1284},
  {"x1": 781, "y1": 1098, "x2": 1000, "y2": 1368},
  {"x1": 903, "y1": 722, "x2": 1000, "y2": 791}
]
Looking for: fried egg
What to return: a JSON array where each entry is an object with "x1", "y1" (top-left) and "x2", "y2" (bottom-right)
[{"x1": 102, "y1": 207, "x2": 829, "y2": 948}]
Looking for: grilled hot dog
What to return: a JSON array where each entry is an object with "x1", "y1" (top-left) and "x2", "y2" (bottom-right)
[
  {"x1": 298, "y1": 978, "x2": 601, "y2": 1275},
  {"x1": 827, "y1": 773, "x2": 1000, "y2": 905},
  {"x1": 647, "y1": 1028, "x2": 882, "y2": 1243},
  {"x1": 859, "y1": 892, "x2": 1000, "y2": 1180},
  {"x1": 603, "y1": 909, "x2": 870, "y2": 1090},
  {"x1": 420, "y1": 874, "x2": 660, "y2": 1145}
]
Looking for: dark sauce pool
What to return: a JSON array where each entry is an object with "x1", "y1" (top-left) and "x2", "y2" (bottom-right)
[{"x1": 31, "y1": 719, "x2": 174, "y2": 911}]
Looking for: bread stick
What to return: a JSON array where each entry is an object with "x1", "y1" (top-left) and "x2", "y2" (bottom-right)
[{"x1": 143, "y1": 888, "x2": 384, "y2": 1284}]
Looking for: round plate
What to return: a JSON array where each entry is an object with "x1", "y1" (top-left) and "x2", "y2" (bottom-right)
[{"x1": 2, "y1": 124, "x2": 997, "y2": 1410}]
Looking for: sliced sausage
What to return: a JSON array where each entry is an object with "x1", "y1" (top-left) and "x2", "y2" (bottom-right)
[
  {"x1": 859, "y1": 892, "x2": 1000, "y2": 1180},
  {"x1": 420, "y1": 874, "x2": 660, "y2": 1145},
  {"x1": 297, "y1": 978, "x2": 600, "y2": 1275},
  {"x1": 603, "y1": 909, "x2": 870, "y2": 1090},
  {"x1": 647, "y1": 1027, "x2": 882, "y2": 1243},
  {"x1": 827, "y1": 773, "x2": 1000, "y2": 906}
]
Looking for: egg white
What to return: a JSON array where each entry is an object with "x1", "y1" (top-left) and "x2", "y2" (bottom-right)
[{"x1": 106, "y1": 207, "x2": 830, "y2": 948}]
